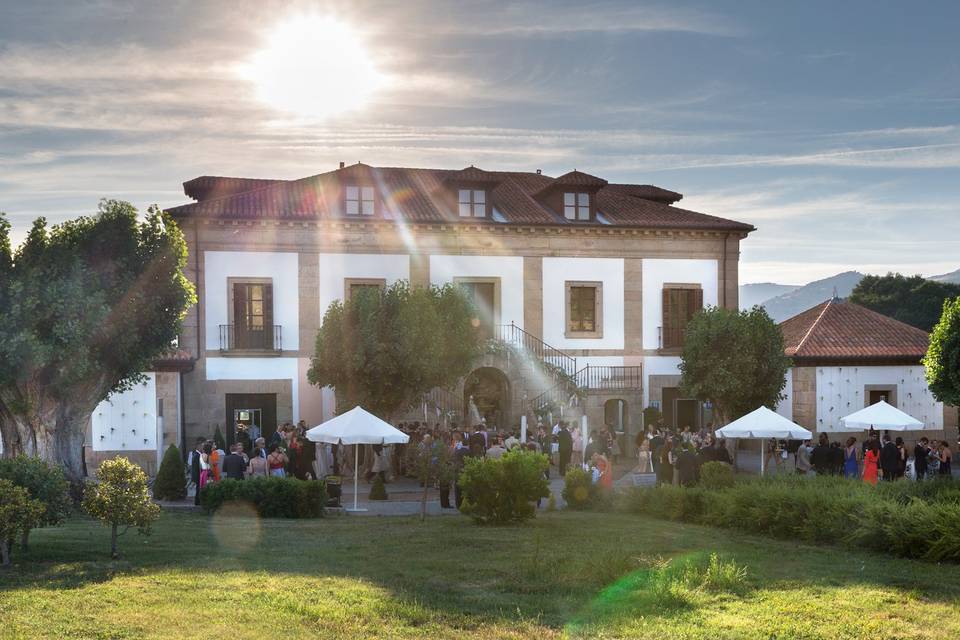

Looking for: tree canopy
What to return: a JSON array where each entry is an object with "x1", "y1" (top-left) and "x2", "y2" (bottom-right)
[
  {"x1": 849, "y1": 273, "x2": 960, "y2": 332},
  {"x1": 924, "y1": 296, "x2": 960, "y2": 406},
  {"x1": 679, "y1": 306, "x2": 791, "y2": 425},
  {"x1": 307, "y1": 281, "x2": 483, "y2": 422},
  {"x1": 0, "y1": 201, "x2": 196, "y2": 481}
]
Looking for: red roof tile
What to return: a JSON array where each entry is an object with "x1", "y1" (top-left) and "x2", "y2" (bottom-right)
[
  {"x1": 779, "y1": 299, "x2": 930, "y2": 362},
  {"x1": 165, "y1": 165, "x2": 753, "y2": 232}
]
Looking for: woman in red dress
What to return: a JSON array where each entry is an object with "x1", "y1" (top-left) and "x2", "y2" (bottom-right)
[{"x1": 863, "y1": 439, "x2": 880, "y2": 485}]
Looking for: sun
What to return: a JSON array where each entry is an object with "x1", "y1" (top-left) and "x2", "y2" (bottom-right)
[{"x1": 240, "y1": 15, "x2": 386, "y2": 120}]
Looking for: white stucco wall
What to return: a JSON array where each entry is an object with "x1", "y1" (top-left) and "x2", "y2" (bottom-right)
[
  {"x1": 815, "y1": 365, "x2": 943, "y2": 431},
  {"x1": 317, "y1": 253, "x2": 409, "y2": 318},
  {"x1": 91, "y1": 373, "x2": 158, "y2": 452},
  {"x1": 429, "y1": 255, "x2": 525, "y2": 329},
  {"x1": 205, "y1": 357, "x2": 301, "y2": 423},
  {"x1": 775, "y1": 370, "x2": 794, "y2": 421},
  {"x1": 203, "y1": 251, "x2": 300, "y2": 351},
  {"x1": 542, "y1": 257, "x2": 624, "y2": 350},
  {"x1": 641, "y1": 258, "x2": 719, "y2": 350}
]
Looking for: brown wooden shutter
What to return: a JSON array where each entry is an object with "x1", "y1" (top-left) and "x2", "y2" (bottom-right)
[
  {"x1": 662, "y1": 288, "x2": 672, "y2": 348},
  {"x1": 690, "y1": 288, "x2": 703, "y2": 318},
  {"x1": 233, "y1": 283, "x2": 246, "y2": 330},
  {"x1": 263, "y1": 283, "x2": 274, "y2": 328}
]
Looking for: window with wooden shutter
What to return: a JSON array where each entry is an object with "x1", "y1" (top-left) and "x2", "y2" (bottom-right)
[
  {"x1": 232, "y1": 280, "x2": 274, "y2": 349},
  {"x1": 662, "y1": 285, "x2": 703, "y2": 349},
  {"x1": 565, "y1": 281, "x2": 603, "y2": 338}
]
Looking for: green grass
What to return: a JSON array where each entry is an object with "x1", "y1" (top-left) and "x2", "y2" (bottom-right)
[{"x1": 2, "y1": 509, "x2": 959, "y2": 639}]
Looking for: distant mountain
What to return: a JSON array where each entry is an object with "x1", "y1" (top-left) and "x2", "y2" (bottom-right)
[
  {"x1": 930, "y1": 268, "x2": 960, "y2": 284},
  {"x1": 739, "y1": 282, "x2": 800, "y2": 310},
  {"x1": 760, "y1": 271, "x2": 865, "y2": 323}
]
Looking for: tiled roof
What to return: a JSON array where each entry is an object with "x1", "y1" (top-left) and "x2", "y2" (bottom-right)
[
  {"x1": 779, "y1": 299, "x2": 930, "y2": 362},
  {"x1": 166, "y1": 164, "x2": 753, "y2": 232},
  {"x1": 150, "y1": 348, "x2": 195, "y2": 372}
]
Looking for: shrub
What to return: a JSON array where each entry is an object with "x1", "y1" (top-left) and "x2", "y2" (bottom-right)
[
  {"x1": 699, "y1": 461, "x2": 734, "y2": 490},
  {"x1": 459, "y1": 449, "x2": 549, "y2": 524},
  {"x1": 617, "y1": 475, "x2": 960, "y2": 563},
  {"x1": 0, "y1": 455, "x2": 71, "y2": 551},
  {"x1": 82, "y1": 457, "x2": 161, "y2": 559},
  {"x1": 369, "y1": 476, "x2": 388, "y2": 501},
  {"x1": 199, "y1": 477, "x2": 325, "y2": 518},
  {"x1": 562, "y1": 467, "x2": 595, "y2": 510},
  {"x1": 0, "y1": 479, "x2": 45, "y2": 567},
  {"x1": 213, "y1": 426, "x2": 226, "y2": 451},
  {"x1": 153, "y1": 445, "x2": 187, "y2": 501}
]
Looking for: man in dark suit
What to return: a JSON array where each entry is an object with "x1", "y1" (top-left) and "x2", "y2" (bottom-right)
[
  {"x1": 557, "y1": 422, "x2": 573, "y2": 476},
  {"x1": 189, "y1": 437, "x2": 204, "y2": 505},
  {"x1": 914, "y1": 437, "x2": 930, "y2": 480},
  {"x1": 879, "y1": 434, "x2": 899, "y2": 481},
  {"x1": 222, "y1": 443, "x2": 246, "y2": 480}
]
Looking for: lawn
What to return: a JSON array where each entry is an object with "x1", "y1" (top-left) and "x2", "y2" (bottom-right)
[{"x1": 1, "y1": 509, "x2": 959, "y2": 639}]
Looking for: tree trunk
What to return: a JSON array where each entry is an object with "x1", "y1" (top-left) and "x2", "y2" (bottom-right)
[
  {"x1": 420, "y1": 484, "x2": 428, "y2": 522},
  {"x1": 0, "y1": 388, "x2": 90, "y2": 490},
  {"x1": 20, "y1": 529, "x2": 29, "y2": 553},
  {"x1": 0, "y1": 539, "x2": 9, "y2": 567},
  {"x1": 111, "y1": 523, "x2": 118, "y2": 559}
]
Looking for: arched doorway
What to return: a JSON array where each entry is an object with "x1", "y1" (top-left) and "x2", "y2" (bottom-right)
[{"x1": 463, "y1": 367, "x2": 511, "y2": 430}]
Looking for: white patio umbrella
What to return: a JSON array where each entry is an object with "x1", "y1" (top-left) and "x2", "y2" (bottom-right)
[
  {"x1": 715, "y1": 406, "x2": 812, "y2": 476},
  {"x1": 839, "y1": 400, "x2": 923, "y2": 432},
  {"x1": 306, "y1": 406, "x2": 410, "y2": 511}
]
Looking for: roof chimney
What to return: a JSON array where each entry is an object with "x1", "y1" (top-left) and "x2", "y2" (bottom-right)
[
  {"x1": 339, "y1": 161, "x2": 345, "y2": 169},
  {"x1": 536, "y1": 168, "x2": 542, "y2": 175}
]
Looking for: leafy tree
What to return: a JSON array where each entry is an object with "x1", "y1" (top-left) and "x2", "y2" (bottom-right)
[
  {"x1": 679, "y1": 306, "x2": 791, "y2": 425},
  {"x1": 406, "y1": 436, "x2": 456, "y2": 521},
  {"x1": 152, "y1": 445, "x2": 187, "y2": 501},
  {"x1": 308, "y1": 281, "x2": 483, "y2": 422},
  {"x1": 0, "y1": 202, "x2": 196, "y2": 485},
  {"x1": 213, "y1": 425, "x2": 226, "y2": 451},
  {"x1": 850, "y1": 273, "x2": 960, "y2": 332},
  {"x1": 0, "y1": 479, "x2": 44, "y2": 567},
  {"x1": 0, "y1": 456, "x2": 71, "y2": 551},
  {"x1": 82, "y1": 457, "x2": 160, "y2": 559},
  {"x1": 924, "y1": 297, "x2": 960, "y2": 406},
  {"x1": 458, "y1": 449, "x2": 549, "y2": 525}
]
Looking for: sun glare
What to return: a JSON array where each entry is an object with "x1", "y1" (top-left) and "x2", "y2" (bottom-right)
[{"x1": 240, "y1": 15, "x2": 385, "y2": 120}]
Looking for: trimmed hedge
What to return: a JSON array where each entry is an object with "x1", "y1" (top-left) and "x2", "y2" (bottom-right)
[
  {"x1": 619, "y1": 475, "x2": 960, "y2": 563},
  {"x1": 153, "y1": 445, "x2": 187, "y2": 501},
  {"x1": 459, "y1": 449, "x2": 549, "y2": 524},
  {"x1": 198, "y1": 477, "x2": 325, "y2": 518},
  {"x1": 699, "y1": 461, "x2": 735, "y2": 490}
]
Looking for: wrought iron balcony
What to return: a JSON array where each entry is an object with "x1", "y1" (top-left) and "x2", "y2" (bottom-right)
[{"x1": 218, "y1": 325, "x2": 282, "y2": 353}]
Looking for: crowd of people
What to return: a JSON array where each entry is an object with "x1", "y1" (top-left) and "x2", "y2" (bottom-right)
[
  {"x1": 635, "y1": 423, "x2": 733, "y2": 487},
  {"x1": 791, "y1": 431, "x2": 953, "y2": 485},
  {"x1": 186, "y1": 421, "x2": 318, "y2": 505}
]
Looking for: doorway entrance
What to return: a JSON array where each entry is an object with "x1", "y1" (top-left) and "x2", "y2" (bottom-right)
[
  {"x1": 662, "y1": 387, "x2": 701, "y2": 430},
  {"x1": 463, "y1": 367, "x2": 511, "y2": 430},
  {"x1": 225, "y1": 393, "x2": 277, "y2": 445}
]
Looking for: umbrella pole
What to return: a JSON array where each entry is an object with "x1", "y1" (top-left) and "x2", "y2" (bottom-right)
[
  {"x1": 760, "y1": 441, "x2": 765, "y2": 477},
  {"x1": 354, "y1": 445, "x2": 359, "y2": 511}
]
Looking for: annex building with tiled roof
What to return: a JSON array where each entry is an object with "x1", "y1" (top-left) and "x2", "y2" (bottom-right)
[
  {"x1": 85, "y1": 161, "x2": 757, "y2": 471},
  {"x1": 774, "y1": 298, "x2": 957, "y2": 441}
]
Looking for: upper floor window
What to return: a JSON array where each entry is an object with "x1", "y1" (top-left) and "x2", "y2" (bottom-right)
[
  {"x1": 228, "y1": 279, "x2": 276, "y2": 351},
  {"x1": 346, "y1": 185, "x2": 375, "y2": 215},
  {"x1": 344, "y1": 277, "x2": 386, "y2": 302},
  {"x1": 661, "y1": 285, "x2": 703, "y2": 349},
  {"x1": 565, "y1": 281, "x2": 603, "y2": 338},
  {"x1": 458, "y1": 189, "x2": 486, "y2": 218},
  {"x1": 564, "y1": 192, "x2": 590, "y2": 220}
]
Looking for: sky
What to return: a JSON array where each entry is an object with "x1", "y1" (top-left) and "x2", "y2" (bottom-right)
[{"x1": 1, "y1": 0, "x2": 959, "y2": 284}]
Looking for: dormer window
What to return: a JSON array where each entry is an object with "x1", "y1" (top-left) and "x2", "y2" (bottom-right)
[
  {"x1": 458, "y1": 189, "x2": 487, "y2": 218},
  {"x1": 345, "y1": 185, "x2": 375, "y2": 215},
  {"x1": 564, "y1": 192, "x2": 590, "y2": 221}
]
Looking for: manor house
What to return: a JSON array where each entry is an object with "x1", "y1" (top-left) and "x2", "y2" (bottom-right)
[{"x1": 84, "y1": 162, "x2": 753, "y2": 472}]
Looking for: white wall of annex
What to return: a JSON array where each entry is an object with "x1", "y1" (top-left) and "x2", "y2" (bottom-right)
[
  {"x1": 641, "y1": 259, "x2": 719, "y2": 350},
  {"x1": 91, "y1": 373, "x2": 158, "y2": 452},
  {"x1": 203, "y1": 251, "x2": 299, "y2": 351},
  {"x1": 542, "y1": 257, "x2": 624, "y2": 350},
  {"x1": 815, "y1": 365, "x2": 942, "y2": 432},
  {"x1": 317, "y1": 253, "x2": 409, "y2": 317},
  {"x1": 776, "y1": 370, "x2": 794, "y2": 421},
  {"x1": 430, "y1": 255, "x2": 525, "y2": 329},
  {"x1": 205, "y1": 357, "x2": 301, "y2": 423}
]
